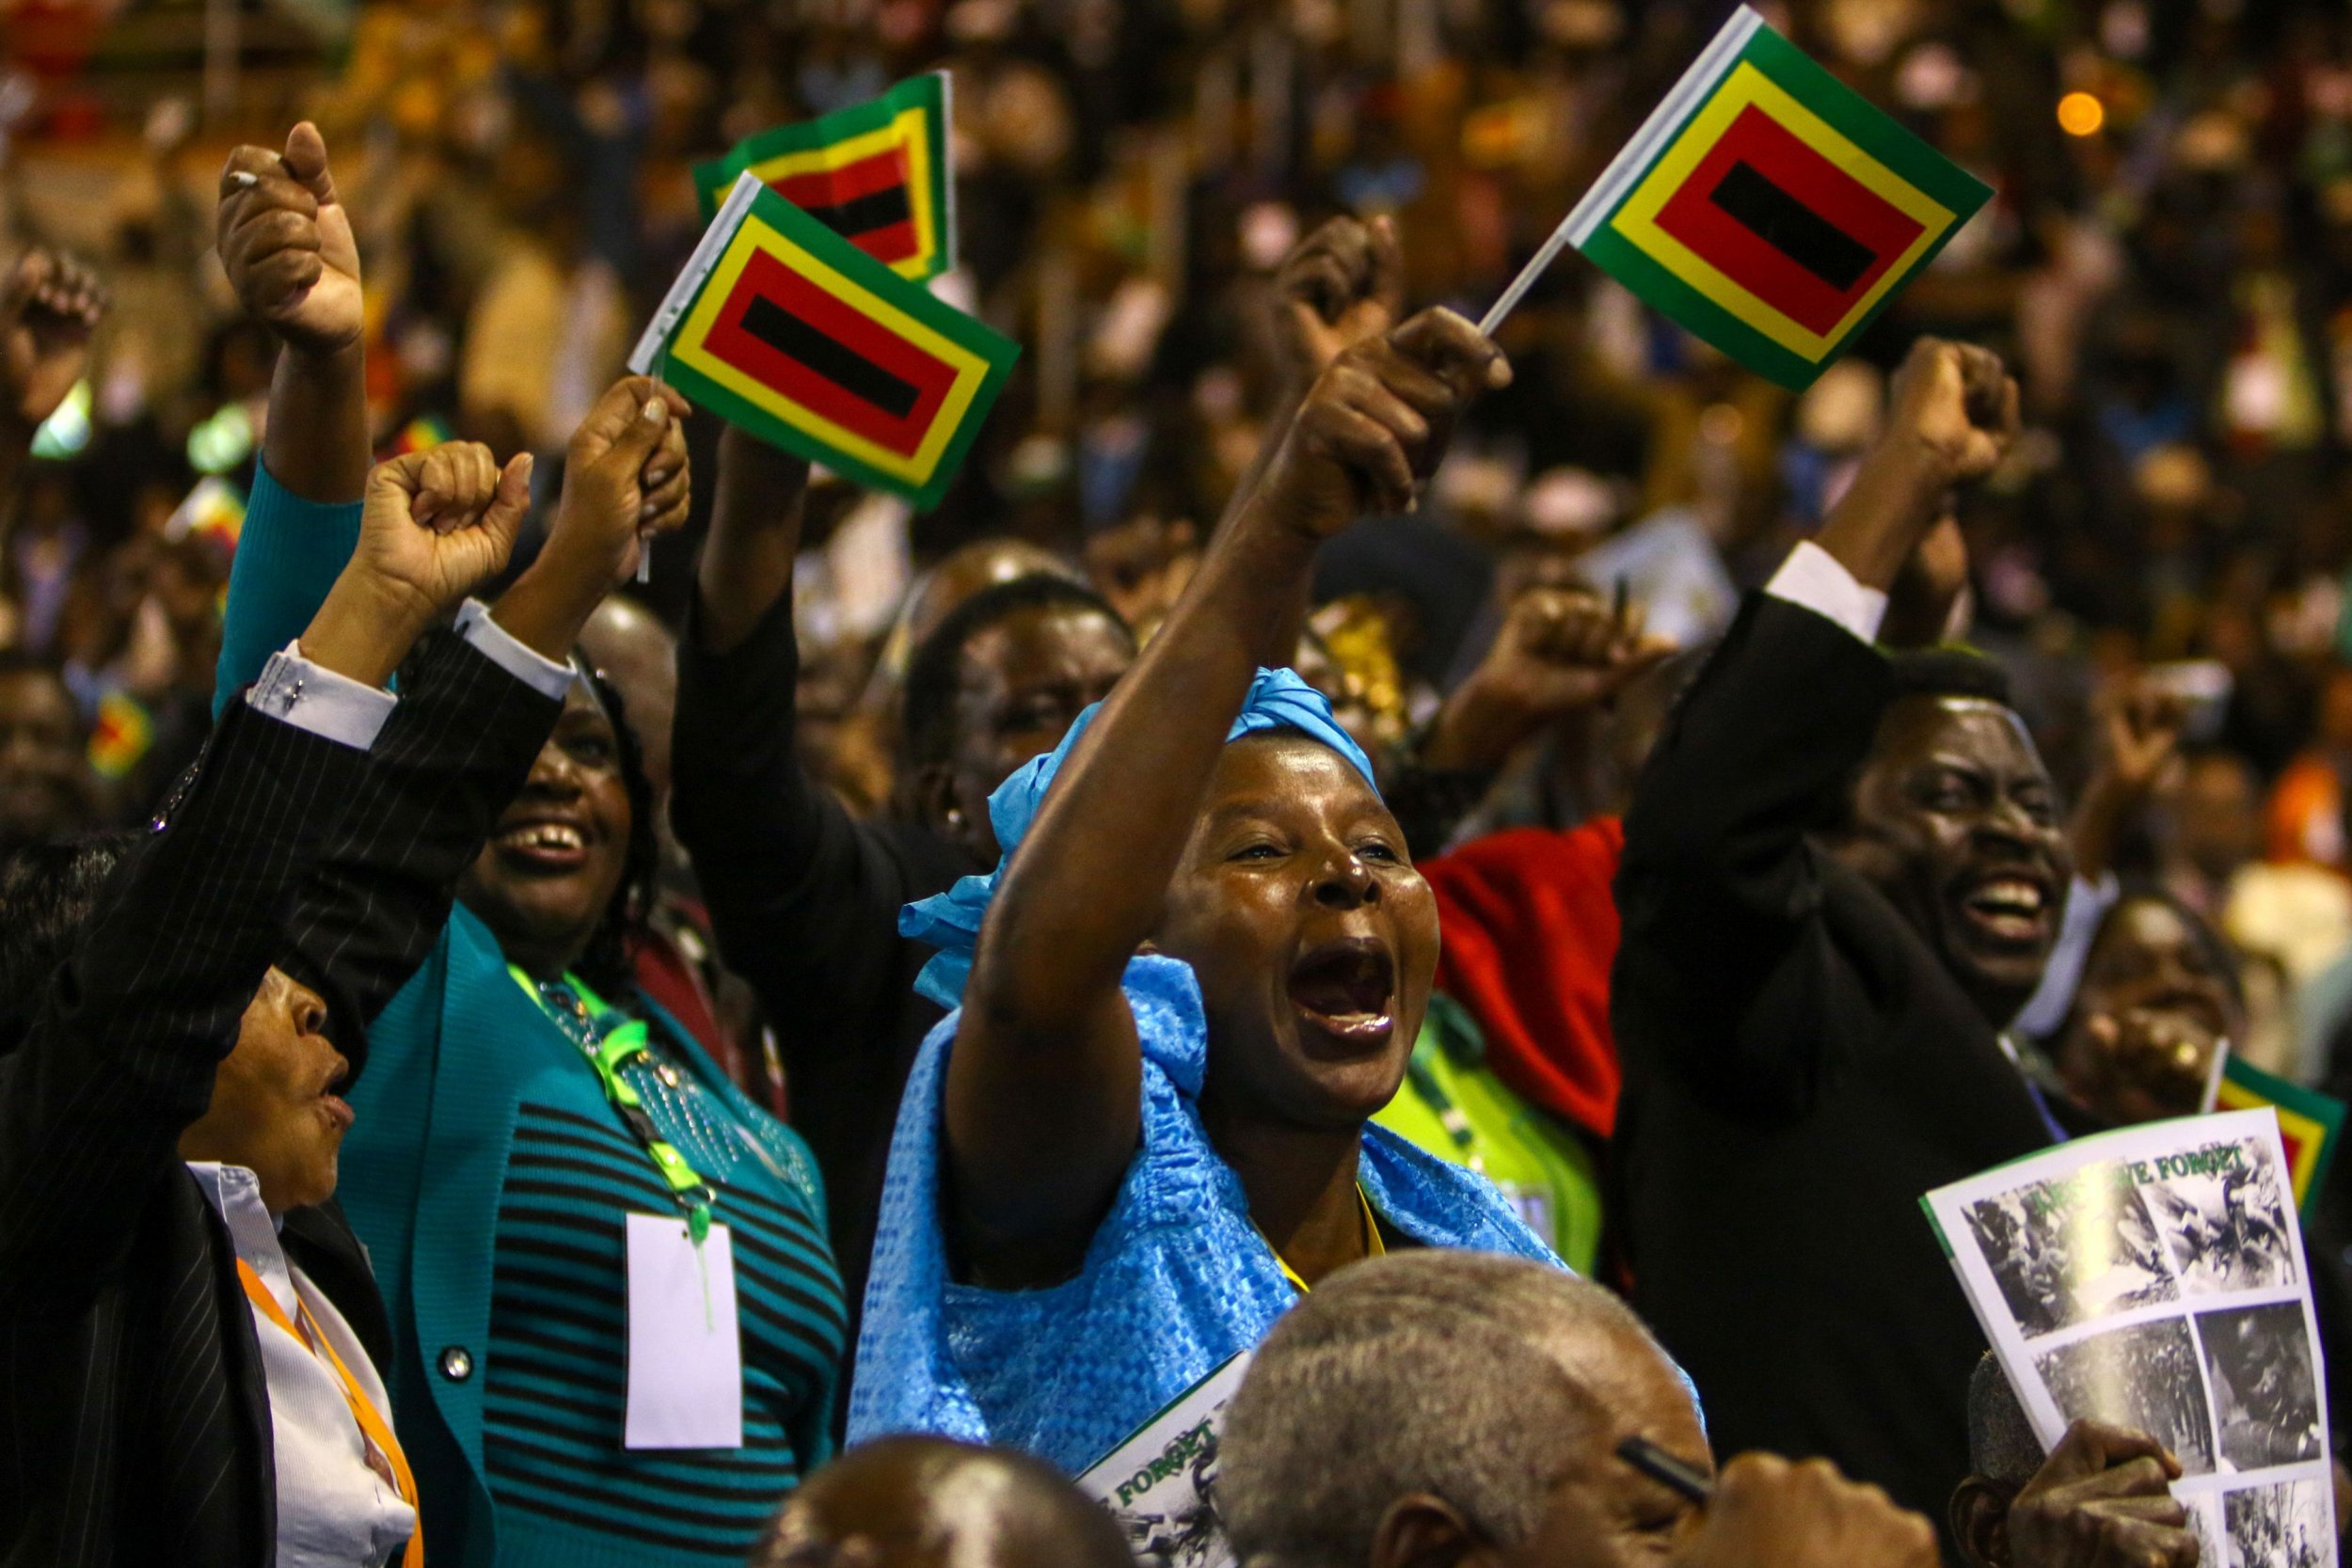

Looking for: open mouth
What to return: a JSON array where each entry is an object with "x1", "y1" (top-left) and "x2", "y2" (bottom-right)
[
  {"x1": 319, "y1": 1093, "x2": 355, "y2": 1132},
  {"x1": 1287, "y1": 938, "x2": 1398, "y2": 1050},
  {"x1": 1958, "y1": 873, "x2": 2052, "y2": 946},
  {"x1": 494, "y1": 817, "x2": 592, "y2": 871}
]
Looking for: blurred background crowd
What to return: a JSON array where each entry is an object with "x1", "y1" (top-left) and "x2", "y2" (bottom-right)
[{"x1": 13, "y1": 0, "x2": 2352, "y2": 1092}]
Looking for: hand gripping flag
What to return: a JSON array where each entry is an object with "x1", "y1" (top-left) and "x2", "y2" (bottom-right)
[
  {"x1": 1486, "y1": 7, "x2": 1991, "y2": 388},
  {"x1": 633, "y1": 173, "x2": 1017, "y2": 510},
  {"x1": 2214, "y1": 1054, "x2": 2344, "y2": 1222},
  {"x1": 693, "y1": 73, "x2": 954, "y2": 283}
]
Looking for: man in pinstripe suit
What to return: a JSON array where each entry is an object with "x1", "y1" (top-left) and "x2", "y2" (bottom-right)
[{"x1": 0, "y1": 434, "x2": 614, "y2": 1567}]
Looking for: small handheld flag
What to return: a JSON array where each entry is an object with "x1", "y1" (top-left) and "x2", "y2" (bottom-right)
[
  {"x1": 632, "y1": 173, "x2": 1018, "y2": 511},
  {"x1": 1484, "y1": 7, "x2": 1991, "y2": 388},
  {"x1": 88, "y1": 690, "x2": 154, "y2": 781},
  {"x1": 165, "y1": 477, "x2": 246, "y2": 558},
  {"x1": 693, "y1": 73, "x2": 955, "y2": 283},
  {"x1": 2214, "y1": 1054, "x2": 2344, "y2": 1222}
]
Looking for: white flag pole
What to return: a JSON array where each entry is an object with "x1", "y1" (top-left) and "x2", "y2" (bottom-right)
[{"x1": 1473, "y1": 6, "x2": 1763, "y2": 339}]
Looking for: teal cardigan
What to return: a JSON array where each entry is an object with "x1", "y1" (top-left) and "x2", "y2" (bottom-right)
[{"x1": 216, "y1": 469, "x2": 811, "y2": 1564}]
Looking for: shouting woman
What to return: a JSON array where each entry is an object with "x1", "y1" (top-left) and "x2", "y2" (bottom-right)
[{"x1": 852, "y1": 308, "x2": 1557, "y2": 1470}]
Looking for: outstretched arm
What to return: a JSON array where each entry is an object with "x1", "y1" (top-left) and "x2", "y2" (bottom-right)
[
  {"x1": 278, "y1": 441, "x2": 577, "y2": 1049},
  {"x1": 947, "y1": 309, "x2": 1508, "y2": 1282},
  {"x1": 0, "y1": 442, "x2": 514, "y2": 1307},
  {"x1": 213, "y1": 122, "x2": 373, "y2": 705},
  {"x1": 1614, "y1": 340, "x2": 2020, "y2": 1101}
]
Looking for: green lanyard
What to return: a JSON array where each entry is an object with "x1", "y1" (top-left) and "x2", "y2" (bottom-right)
[{"x1": 509, "y1": 965, "x2": 714, "y2": 1243}]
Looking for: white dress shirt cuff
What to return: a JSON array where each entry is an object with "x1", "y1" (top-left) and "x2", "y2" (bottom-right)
[
  {"x1": 244, "y1": 642, "x2": 397, "y2": 751},
  {"x1": 455, "y1": 598, "x2": 575, "y2": 701},
  {"x1": 1765, "y1": 541, "x2": 1889, "y2": 645}
]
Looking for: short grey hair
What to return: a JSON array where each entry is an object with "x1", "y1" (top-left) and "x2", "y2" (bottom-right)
[
  {"x1": 1966, "y1": 1354, "x2": 2046, "y2": 1489},
  {"x1": 1219, "y1": 1252, "x2": 1666, "y2": 1568}
]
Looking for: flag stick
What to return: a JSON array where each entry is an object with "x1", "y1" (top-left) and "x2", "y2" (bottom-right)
[
  {"x1": 1477, "y1": 209, "x2": 1579, "y2": 338},
  {"x1": 638, "y1": 352, "x2": 664, "y2": 584}
]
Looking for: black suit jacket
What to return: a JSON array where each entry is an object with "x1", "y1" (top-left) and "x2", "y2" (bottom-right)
[
  {"x1": 1610, "y1": 593, "x2": 2054, "y2": 1543},
  {"x1": 0, "y1": 630, "x2": 561, "y2": 1568},
  {"x1": 672, "y1": 594, "x2": 972, "y2": 1317}
]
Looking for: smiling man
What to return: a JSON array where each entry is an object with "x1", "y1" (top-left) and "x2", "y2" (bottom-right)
[{"x1": 1610, "y1": 339, "x2": 2060, "y2": 1558}]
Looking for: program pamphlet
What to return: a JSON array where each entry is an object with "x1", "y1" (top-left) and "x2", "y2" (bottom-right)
[
  {"x1": 1075, "y1": 1352, "x2": 1249, "y2": 1568},
  {"x1": 1924, "y1": 1110, "x2": 2336, "y2": 1568}
]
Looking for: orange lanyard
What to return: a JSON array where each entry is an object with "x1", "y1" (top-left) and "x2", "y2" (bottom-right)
[{"x1": 237, "y1": 1259, "x2": 424, "y2": 1568}]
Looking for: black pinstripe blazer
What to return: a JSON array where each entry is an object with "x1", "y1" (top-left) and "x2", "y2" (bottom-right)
[{"x1": 0, "y1": 630, "x2": 562, "y2": 1568}]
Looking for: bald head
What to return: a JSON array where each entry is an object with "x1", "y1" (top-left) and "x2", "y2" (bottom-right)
[
  {"x1": 755, "y1": 1436, "x2": 1134, "y2": 1568},
  {"x1": 905, "y1": 540, "x2": 1085, "y2": 651},
  {"x1": 578, "y1": 594, "x2": 677, "y2": 800},
  {"x1": 1220, "y1": 1253, "x2": 1707, "y2": 1568}
]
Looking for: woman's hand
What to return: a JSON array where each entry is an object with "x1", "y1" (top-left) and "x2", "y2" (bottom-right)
[
  {"x1": 1248, "y1": 307, "x2": 1510, "y2": 542},
  {"x1": 303, "y1": 444, "x2": 535, "y2": 689},
  {"x1": 216, "y1": 122, "x2": 361, "y2": 360},
  {"x1": 491, "y1": 377, "x2": 691, "y2": 658}
]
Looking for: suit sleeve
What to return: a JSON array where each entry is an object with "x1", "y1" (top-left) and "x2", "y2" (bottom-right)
[
  {"x1": 274, "y1": 625, "x2": 564, "y2": 1067},
  {"x1": 671, "y1": 591, "x2": 917, "y2": 1079},
  {"x1": 274, "y1": 626, "x2": 565, "y2": 1061},
  {"x1": 1612, "y1": 591, "x2": 1895, "y2": 1111},
  {"x1": 0, "y1": 701, "x2": 369, "y2": 1307}
]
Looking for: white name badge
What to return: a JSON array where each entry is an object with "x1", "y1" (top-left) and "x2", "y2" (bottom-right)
[{"x1": 624, "y1": 1212, "x2": 743, "y2": 1449}]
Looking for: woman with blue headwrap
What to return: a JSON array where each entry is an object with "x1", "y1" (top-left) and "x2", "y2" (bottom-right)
[{"x1": 851, "y1": 308, "x2": 1559, "y2": 1471}]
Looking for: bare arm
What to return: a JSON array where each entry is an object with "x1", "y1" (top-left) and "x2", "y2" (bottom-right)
[
  {"x1": 1812, "y1": 339, "x2": 2018, "y2": 592},
  {"x1": 947, "y1": 309, "x2": 1508, "y2": 1281}
]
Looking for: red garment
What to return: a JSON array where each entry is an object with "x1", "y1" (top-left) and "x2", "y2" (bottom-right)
[{"x1": 1423, "y1": 817, "x2": 1624, "y2": 1141}]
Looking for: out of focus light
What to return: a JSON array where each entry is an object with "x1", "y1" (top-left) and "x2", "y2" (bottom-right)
[
  {"x1": 2058, "y1": 91, "x2": 2106, "y2": 137},
  {"x1": 29, "y1": 379, "x2": 89, "y2": 459}
]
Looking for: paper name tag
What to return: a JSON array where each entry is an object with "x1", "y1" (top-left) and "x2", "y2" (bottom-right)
[{"x1": 625, "y1": 1212, "x2": 743, "y2": 1449}]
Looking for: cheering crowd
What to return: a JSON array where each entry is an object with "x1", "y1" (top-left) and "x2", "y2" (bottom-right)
[{"x1": 9, "y1": 1, "x2": 2352, "y2": 1566}]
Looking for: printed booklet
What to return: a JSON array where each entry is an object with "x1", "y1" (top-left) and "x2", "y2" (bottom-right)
[
  {"x1": 1075, "y1": 1352, "x2": 1249, "y2": 1568},
  {"x1": 1923, "y1": 1110, "x2": 2336, "y2": 1568}
]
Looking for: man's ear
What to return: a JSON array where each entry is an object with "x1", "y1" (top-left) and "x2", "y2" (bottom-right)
[
  {"x1": 1948, "y1": 1477, "x2": 2013, "y2": 1568},
  {"x1": 902, "y1": 761, "x2": 963, "y2": 835},
  {"x1": 1370, "y1": 1494, "x2": 1487, "y2": 1568}
]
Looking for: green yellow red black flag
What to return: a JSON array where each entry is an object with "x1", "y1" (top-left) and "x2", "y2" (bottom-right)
[
  {"x1": 633, "y1": 173, "x2": 1015, "y2": 510},
  {"x1": 692, "y1": 73, "x2": 954, "y2": 284}
]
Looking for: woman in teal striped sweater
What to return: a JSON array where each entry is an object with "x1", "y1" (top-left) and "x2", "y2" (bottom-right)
[{"x1": 215, "y1": 125, "x2": 845, "y2": 1568}]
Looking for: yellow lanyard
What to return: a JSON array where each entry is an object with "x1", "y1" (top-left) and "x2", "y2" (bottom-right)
[
  {"x1": 1263, "y1": 1185, "x2": 1387, "y2": 1294},
  {"x1": 237, "y1": 1259, "x2": 423, "y2": 1567}
]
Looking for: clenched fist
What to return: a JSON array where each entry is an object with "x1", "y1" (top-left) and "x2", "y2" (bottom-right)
[
  {"x1": 0, "y1": 249, "x2": 103, "y2": 434},
  {"x1": 217, "y1": 122, "x2": 362, "y2": 358}
]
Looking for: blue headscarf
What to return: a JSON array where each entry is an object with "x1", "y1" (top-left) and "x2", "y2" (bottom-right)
[{"x1": 898, "y1": 666, "x2": 1377, "y2": 1007}]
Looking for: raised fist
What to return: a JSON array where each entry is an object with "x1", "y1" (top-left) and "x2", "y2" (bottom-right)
[
  {"x1": 354, "y1": 442, "x2": 536, "y2": 620},
  {"x1": 0, "y1": 249, "x2": 103, "y2": 433},
  {"x1": 1275, "y1": 214, "x2": 1406, "y2": 381},
  {"x1": 217, "y1": 122, "x2": 362, "y2": 357},
  {"x1": 1883, "y1": 337, "x2": 2020, "y2": 492}
]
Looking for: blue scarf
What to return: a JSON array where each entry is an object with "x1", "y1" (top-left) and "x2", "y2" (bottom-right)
[{"x1": 898, "y1": 666, "x2": 1376, "y2": 1006}]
